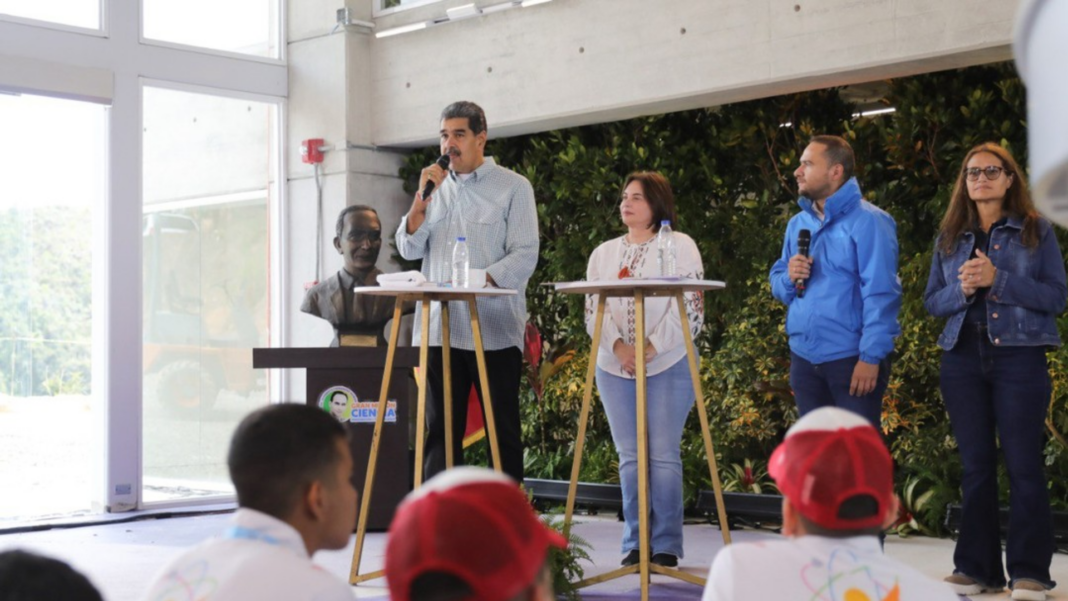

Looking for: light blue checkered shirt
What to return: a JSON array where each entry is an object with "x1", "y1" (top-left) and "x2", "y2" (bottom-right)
[{"x1": 395, "y1": 157, "x2": 539, "y2": 351}]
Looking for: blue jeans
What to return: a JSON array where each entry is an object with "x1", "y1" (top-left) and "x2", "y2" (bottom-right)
[
  {"x1": 789, "y1": 352, "x2": 890, "y2": 426},
  {"x1": 941, "y1": 324, "x2": 1056, "y2": 589},
  {"x1": 596, "y1": 359, "x2": 694, "y2": 558}
]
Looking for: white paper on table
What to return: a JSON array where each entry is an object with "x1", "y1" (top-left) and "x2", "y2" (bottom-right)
[{"x1": 375, "y1": 271, "x2": 427, "y2": 288}]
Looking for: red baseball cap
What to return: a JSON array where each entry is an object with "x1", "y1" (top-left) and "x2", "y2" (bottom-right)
[
  {"x1": 769, "y1": 407, "x2": 893, "y2": 531},
  {"x1": 385, "y1": 467, "x2": 567, "y2": 601}
]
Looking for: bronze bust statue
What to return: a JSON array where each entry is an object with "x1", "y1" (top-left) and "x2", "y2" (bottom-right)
[{"x1": 301, "y1": 205, "x2": 396, "y2": 346}]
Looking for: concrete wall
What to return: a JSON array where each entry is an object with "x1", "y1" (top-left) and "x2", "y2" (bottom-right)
[{"x1": 370, "y1": 0, "x2": 1020, "y2": 147}]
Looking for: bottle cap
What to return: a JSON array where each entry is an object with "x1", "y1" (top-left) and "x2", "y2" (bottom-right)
[
  {"x1": 661, "y1": 220, "x2": 670, "y2": 225},
  {"x1": 457, "y1": 236, "x2": 466, "y2": 242}
]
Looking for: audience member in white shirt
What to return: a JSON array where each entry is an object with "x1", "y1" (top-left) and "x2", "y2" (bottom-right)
[
  {"x1": 702, "y1": 407, "x2": 958, "y2": 601},
  {"x1": 142, "y1": 403, "x2": 358, "y2": 601}
]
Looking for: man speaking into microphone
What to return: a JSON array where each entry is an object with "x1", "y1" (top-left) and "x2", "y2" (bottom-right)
[
  {"x1": 769, "y1": 135, "x2": 901, "y2": 426},
  {"x1": 395, "y1": 101, "x2": 539, "y2": 483}
]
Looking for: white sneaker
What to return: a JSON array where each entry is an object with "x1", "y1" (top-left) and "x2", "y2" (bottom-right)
[{"x1": 1010, "y1": 579, "x2": 1047, "y2": 601}]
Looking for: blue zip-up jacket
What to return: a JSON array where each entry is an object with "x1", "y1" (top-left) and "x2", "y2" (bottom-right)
[
  {"x1": 923, "y1": 216, "x2": 1066, "y2": 350},
  {"x1": 770, "y1": 178, "x2": 902, "y2": 364}
]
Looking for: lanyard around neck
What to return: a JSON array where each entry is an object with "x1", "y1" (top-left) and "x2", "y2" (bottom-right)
[{"x1": 223, "y1": 526, "x2": 283, "y2": 546}]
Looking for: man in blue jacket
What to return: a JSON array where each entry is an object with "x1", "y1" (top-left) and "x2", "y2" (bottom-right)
[{"x1": 770, "y1": 135, "x2": 902, "y2": 426}]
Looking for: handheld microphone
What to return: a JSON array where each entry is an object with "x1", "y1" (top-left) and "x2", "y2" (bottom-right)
[
  {"x1": 796, "y1": 229, "x2": 811, "y2": 298},
  {"x1": 421, "y1": 154, "x2": 452, "y2": 200}
]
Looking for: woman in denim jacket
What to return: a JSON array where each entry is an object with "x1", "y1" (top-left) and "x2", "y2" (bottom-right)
[{"x1": 924, "y1": 143, "x2": 1066, "y2": 601}]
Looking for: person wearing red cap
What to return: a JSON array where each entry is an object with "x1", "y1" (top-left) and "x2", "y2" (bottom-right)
[
  {"x1": 702, "y1": 407, "x2": 957, "y2": 601},
  {"x1": 384, "y1": 467, "x2": 566, "y2": 601}
]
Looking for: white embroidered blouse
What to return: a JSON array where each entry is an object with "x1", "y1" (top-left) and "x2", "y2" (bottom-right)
[{"x1": 584, "y1": 232, "x2": 705, "y2": 378}]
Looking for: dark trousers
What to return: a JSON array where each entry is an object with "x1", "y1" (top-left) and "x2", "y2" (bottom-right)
[
  {"x1": 941, "y1": 324, "x2": 1055, "y2": 589},
  {"x1": 424, "y1": 346, "x2": 524, "y2": 483},
  {"x1": 789, "y1": 352, "x2": 890, "y2": 426}
]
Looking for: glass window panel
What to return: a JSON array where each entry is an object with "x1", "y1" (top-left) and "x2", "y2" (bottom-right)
[
  {"x1": 143, "y1": 0, "x2": 279, "y2": 59},
  {"x1": 142, "y1": 86, "x2": 275, "y2": 504},
  {"x1": 0, "y1": 93, "x2": 105, "y2": 522},
  {"x1": 0, "y1": 0, "x2": 99, "y2": 30}
]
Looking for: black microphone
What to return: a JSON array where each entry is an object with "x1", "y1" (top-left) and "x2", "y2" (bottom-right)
[
  {"x1": 421, "y1": 154, "x2": 451, "y2": 200},
  {"x1": 796, "y1": 229, "x2": 811, "y2": 298}
]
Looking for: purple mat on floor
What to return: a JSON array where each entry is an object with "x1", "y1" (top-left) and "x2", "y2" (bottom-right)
[
  {"x1": 576, "y1": 581, "x2": 705, "y2": 600},
  {"x1": 566, "y1": 517, "x2": 752, "y2": 600}
]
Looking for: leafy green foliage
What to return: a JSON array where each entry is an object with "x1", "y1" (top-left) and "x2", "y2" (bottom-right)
[
  {"x1": 399, "y1": 62, "x2": 1068, "y2": 534},
  {"x1": 890, "y1": 471, "x2": 941, "y2": 538},
  {"x1": 0, "y1": 206, "x2": 92, "y2": 396},
  {"x1": 721, "y1": 458, "x2": 774, "y2": 495},
  {"x1": 540, "y1": 514, "x2": 593, "y2": 601}
]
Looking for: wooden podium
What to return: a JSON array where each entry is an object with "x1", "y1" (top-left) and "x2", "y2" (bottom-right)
[
  {"x1": 251, "y1": 346, "x2": 418, "y2": 530},
  {"x1": 553, "y1": 278, "x2": 730, "y2": 600},
  {"x1": 346, "y1": 283, "x2": 518, "y2": 585}
]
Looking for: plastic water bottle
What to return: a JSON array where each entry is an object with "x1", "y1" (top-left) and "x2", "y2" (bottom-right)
[
  {"x1": 451, "y1": 236, "x2": 470, "y2": 288},
  {"x1": 657, "y1": 220, "x2": 677, "y2": 277}
]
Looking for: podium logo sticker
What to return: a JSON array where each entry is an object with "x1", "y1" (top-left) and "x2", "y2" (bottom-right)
[
  {"x1": 318, "y1": 386, "x2": 397, "y2": 423},
  {"x1": 320, "y1": 386, "x2": 357, "y2": 423},
  {"x1": 351, "y1": 400, "x2": 398, "y2": 423}
]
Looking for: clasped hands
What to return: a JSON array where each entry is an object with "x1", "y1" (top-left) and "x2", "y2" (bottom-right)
[
  {"x1": 958, "y1": 249, "x2": 997, "y2": 296},
  {"x1": 613, "y1": 339, "x2": 658, "y2": 376}
]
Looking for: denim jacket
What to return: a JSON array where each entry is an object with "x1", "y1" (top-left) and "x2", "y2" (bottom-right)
[{"x1": 923, "y1": 216, "x2": 1067, "y2": 350}]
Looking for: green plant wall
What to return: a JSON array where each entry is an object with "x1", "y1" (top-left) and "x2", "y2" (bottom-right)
[{"x1": 396, "y1": 62, "x2": 1068, "y2": 534}]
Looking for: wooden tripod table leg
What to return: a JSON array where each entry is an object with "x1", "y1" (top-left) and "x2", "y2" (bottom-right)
[
  {"x1": 633, "y1": 289, "x2": 650, "y2": 601},
  {"x1": 412, "y1": 298, "x2": 432, "y2": 490},
  {"x1": 466, "y1": 294, "x2": 502, "y2": 473},
  {"x1": 442, "y1": 301, "x2": 454, "y2": 469},
  {"x1": 349, "y1": 300, "x2": 404, "y2": 584},
  {"x1": 564, "y1": 294, "x2": 606, "y2": 538},
  {"x1": 558, "y1": 282, "x2": 725, "y2": 595},
  {"x1": 676, "y1": 292, "x2": 731, "y2": 545}
]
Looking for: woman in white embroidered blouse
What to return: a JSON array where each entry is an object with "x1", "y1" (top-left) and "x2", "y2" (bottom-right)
[{"x1": 585, "y1": 171, "x2": 704, "y2": 568}]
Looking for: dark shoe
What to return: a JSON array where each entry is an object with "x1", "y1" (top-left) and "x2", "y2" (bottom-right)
[
  {"x1": 621, "y1": 550, "x2": 640, "y2": 567},
  {"x1": 651, "y1": 553, "x2": 678, "y2": 567}
]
